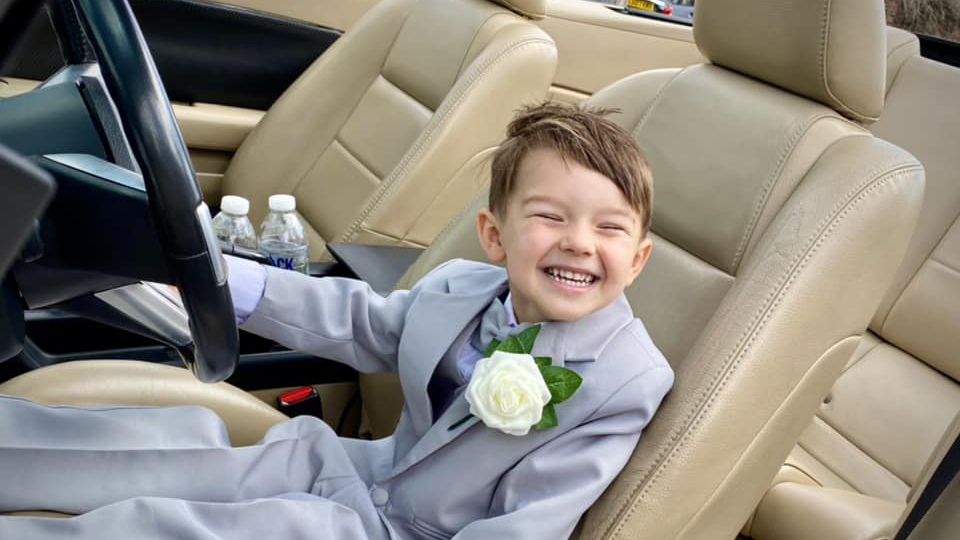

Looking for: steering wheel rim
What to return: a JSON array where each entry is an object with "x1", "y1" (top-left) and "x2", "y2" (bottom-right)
[{"x1": 71, "y1": 0, "x2": 238, "y2": 382}]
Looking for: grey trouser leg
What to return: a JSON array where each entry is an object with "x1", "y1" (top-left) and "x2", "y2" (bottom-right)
[
  {"x1": 0, "y1": 494, "x2": 382, "y2": 540},
  {"x1": 0, "y1": 395, "x2": 391, "y2": 539}
]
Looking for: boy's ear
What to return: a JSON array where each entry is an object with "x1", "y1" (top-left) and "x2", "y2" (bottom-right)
[
  {"x1": 476, "y1": 209, "x2": 506, "y2": 263},
  {"x1": 627, "y1": 236, "x2": 654, "y2": 284}
]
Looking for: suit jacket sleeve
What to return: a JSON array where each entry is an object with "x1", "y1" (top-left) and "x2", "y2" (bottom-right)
[
  {"x1": 451, "y1": 364, "x2": 674, "y2": 540},
  {"x1": 239, "y1": 261, "x2": 456, "y2": 374}
]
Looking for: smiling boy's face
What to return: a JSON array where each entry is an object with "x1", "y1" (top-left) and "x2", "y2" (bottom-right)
[{"x1": 477, "y1": 147, "x2": 653, "y2": 323}]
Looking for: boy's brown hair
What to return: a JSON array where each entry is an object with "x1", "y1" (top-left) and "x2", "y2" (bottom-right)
[{"x1": 489, "y1": 102, "x2": 654, "y2": 236}]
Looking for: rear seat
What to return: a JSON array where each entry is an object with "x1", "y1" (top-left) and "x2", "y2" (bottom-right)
[{"x1": 745, "y1": 27, "x2": 960, "y2": 540}]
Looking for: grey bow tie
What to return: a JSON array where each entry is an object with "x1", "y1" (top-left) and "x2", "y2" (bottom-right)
[{"x1": 469, "y1": 296, "x2": 533, "y2": 355}]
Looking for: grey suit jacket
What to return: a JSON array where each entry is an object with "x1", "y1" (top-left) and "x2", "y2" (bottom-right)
[{"x1": 242, "y1": 258, "x2": 674, "y2": 540}]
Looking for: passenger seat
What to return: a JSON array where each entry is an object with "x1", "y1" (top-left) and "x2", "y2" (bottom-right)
[
  {"x1": 745, "y1": 27, "x2": 960, "y2": 540},
  {"x1": 220, "y1": 0, "x2": 557, "y2": 261}
]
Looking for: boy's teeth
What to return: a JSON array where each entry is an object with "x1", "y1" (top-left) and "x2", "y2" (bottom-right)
[{"x1": 546, "y1": 267, "x2": 596, "y2": 287}]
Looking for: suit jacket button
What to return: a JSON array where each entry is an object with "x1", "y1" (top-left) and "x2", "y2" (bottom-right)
[{"x1": 371, "y1": 487, "x2": 389, "y2": 507}]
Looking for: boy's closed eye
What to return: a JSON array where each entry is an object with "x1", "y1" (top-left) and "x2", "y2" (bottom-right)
[{"x1": 599, "y1": 223, "x2": 627, "y2": 233}]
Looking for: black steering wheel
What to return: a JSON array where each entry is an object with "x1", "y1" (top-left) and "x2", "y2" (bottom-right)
[{"x1": 72, "y1": 0, "x2": 238, "y2": 382}]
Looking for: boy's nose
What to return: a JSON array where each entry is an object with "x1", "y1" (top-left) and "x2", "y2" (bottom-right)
[{"x1": 559, "y1": 224, "x2": 594, "y2": 255}]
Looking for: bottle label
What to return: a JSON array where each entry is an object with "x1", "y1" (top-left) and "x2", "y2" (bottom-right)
[{"x1": 269, "y1": 254, "x2": 296, "y2": 271}]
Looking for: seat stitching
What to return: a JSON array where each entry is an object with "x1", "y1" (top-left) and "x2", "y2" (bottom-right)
[
  {"x1": 335, "y1": 38, "x2": 555, "y2": 244},
  {"x1": 611, "y1": 164, "x2": 921, "y2": 536},
  {"x1": 629, "y1": 69, "x2": 685, "y2": 141},
  {"x1": 396, "y1": 146, "x2": 496, "y2": 244},
  {"x1": 605, "y1": 162, "x2": 922, "y2": 538},
  {"x1": 341, "y1": 38, "x2": 555, "y2": 241},
  {"x1": 392, "y1": 190, "x2": 490, "y2": 289},
  {"x1": 818, "y1": 0, "x2": 881, "y2": 123},
  {"x1": 612, "y1": 164, "x2": 921, "y2": 536},
  {"x1": 282, "y1": 6, "x2": 415, "y2": 200},
  {"x1": 730, "y1": 113, "x2": 842, "y2": 273},
  {"x1": 454, "y1": 12, "x2": 512, "y2": 80}
]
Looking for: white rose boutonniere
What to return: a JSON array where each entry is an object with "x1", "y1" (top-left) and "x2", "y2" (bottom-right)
[
  {"x1": 464, "y1": 351, "x2": 551, "y2": 436},
  {"x1": 450, "y1": 325, "x2": 583, "y2": 436}
]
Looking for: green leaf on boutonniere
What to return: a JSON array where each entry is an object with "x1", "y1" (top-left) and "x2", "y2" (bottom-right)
[
  {"x1": 515, "y1": 325, "x2": 540, "y2": 353},
  {"x1": 534, "y1": 356, "x2": 551, "y2": 368},
  {"x1": 488, "y1": 325, "x2": 542, "y2": 357},
  {"x1": 483, "y1": 338, "x2": 501, "y2": 358},
  {"x1": 539, "y1": 365, "x2": 583, "y2": 404},
  {"x1": 497, "y1": 335, "x2": 524, "y2": 354},
  {"x1": 532, "y1": 403, "x2": 558, "y2": 431}
]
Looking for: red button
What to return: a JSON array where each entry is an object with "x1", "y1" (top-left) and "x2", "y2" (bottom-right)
[{"x1": 279, "y1": 386, "x2": 316, "y2": 406}]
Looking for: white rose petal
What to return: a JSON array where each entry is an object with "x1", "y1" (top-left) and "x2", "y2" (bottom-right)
[{"x1": 465, "y1": 350, "x2": 551, "y2": 436}]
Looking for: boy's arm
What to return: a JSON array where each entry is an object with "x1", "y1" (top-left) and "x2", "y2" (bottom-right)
[
  {"x1": 231, "y1": 257, "x2": 437, "y2": 374},
  {"x1": 451, "y1": 365, "x2": 673, "y2": 540}
]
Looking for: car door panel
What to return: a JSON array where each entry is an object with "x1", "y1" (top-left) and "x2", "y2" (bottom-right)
[
  {"x1": 132, "y1": 0, "x2": 340, "y2": 111},
  {"x1": 216, "y1": 0, "x2": 386, "y2": 33},
  {"x1": 539, "y1": 0, "x2": 703, "y2": 101}
]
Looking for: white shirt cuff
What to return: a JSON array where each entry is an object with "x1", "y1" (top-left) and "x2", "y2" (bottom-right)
[{"x1": 224, "y1": 255, "x2": 267, "y2": 324}]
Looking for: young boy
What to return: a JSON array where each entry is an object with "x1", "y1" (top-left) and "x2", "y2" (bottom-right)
[{"x1": 0, "y1": 103, "x2": 673, "y2": 540}]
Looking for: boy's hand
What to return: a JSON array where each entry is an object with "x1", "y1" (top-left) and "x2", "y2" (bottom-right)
[{"x1": 164, "y1": 255, "x2": 229, "y2": 299}]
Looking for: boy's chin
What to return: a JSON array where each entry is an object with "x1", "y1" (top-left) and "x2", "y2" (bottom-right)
[{"x1": 536, "y1": 302, "x2": 604, "y2": 323}]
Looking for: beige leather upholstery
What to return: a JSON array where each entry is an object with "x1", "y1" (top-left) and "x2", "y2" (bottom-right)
[
  {"x1": 694, "y1": 0, "x2": 886, "y2": 123},
  {"x1": 751, "y1": 484, "x2": 905, "y2": 540},
  {"x1": 537, "y1": 0, "x2": 703, "y2": 96},
  {"x1": 221, "y1": 0, "x2": 556, "y2": 261},
  {"x1": 747, "y1": 27, "x2": 960, "y2": 540},
  {"x1": 0, "y1": 361, "x2": 287, "y2": 447},
  {"x1": 491, "y1": 0, "x2": 545, "y2": 19}
]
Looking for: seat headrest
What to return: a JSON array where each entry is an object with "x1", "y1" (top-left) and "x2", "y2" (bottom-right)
[
  {"x1": 491, "y1": 0, "x2": 545, "y2": 19},
  {"x1": 694, "y1": 0, "x2": 886, "y2": 124},
  {"x1": 885, "y1": 26, "x2": 920, "y2": 93}
]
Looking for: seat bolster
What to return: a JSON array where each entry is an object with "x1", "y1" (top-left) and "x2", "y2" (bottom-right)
[
  {"x1": 0, "y1": 361, "x2": 288, "y2": 446},
  {"x1": 588, "y1": 68, "x2": 682, "y2": 131},
  {"x1": 751, "y1": 483, "x2": 905, "y2": 540},
  {"x1": 340, "y1": 24, "x2": 557, "y2": 247}
]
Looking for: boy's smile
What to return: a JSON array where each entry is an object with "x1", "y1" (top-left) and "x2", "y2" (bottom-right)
[{"x1": 478, "y1": 147, "x2": 653, "y2": 323}]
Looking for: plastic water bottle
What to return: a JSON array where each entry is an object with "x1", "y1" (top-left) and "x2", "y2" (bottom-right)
[
  {"x1": 211, "y1": 195, "x2": 258, "y2": 250},
  {"x1": 259, "y1": 194, "x2": 309, "y2": 274}
]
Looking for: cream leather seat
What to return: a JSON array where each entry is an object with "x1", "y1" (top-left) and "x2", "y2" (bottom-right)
[
  {"x1": 744, "y1": 27, "x2": 960, "y2": 540},
  {"x1": 0, "y1": 1, "x2": 928, "y2": 538},
  {"x1": 220, "y1": 0, "x2": 556, "y2": 260}
]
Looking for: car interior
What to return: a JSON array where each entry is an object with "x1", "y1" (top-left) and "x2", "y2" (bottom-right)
[{"x1": 0, "y1": 0, "x2": 957, "y2": 539}]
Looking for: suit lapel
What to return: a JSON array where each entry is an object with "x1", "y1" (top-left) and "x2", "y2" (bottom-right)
[
  {"x1": 389, "y1": 389, "x2": 477, "y2": 477},
  {"x1": 397, "y1": 268, "x2": 509, "y2": 437}
]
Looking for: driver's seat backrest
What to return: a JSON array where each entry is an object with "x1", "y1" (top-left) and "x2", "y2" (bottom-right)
[
  {"x1": 220, "y1": 0, "x2": 556, "y2": 260},
  {"x1": 366, "y1": 0, "x2": 925, "y2": 538}
]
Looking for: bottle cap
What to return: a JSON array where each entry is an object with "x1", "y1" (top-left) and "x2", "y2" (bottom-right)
[
  {"x1": 219, "y1": 195, "x2": 250, "y2": 216},
  {"x1": 268, "y1": 194, "x2": 296, "y2": 212}
]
